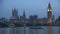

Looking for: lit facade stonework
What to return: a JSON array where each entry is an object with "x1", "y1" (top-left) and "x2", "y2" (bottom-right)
[{"x1": 47, "y1": 3, "x2": 52, "y2": 24}]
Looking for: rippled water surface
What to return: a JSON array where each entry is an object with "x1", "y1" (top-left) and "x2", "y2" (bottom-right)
[{"x1": 0, "y1": 26, "x2": 60, "y2": 34}]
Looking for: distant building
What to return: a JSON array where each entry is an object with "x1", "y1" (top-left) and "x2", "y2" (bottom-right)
[
  {"x1": 47, "y1": 3, "x2": 53, "y2": 24},
  {"x1": 35, "y1": 3, "x2": 53, "y2": 25},
  {"x1": 12, "y1": 8, "x2": 19, "y2": 19},
  {"x1": 20, "y1": 10, "x2": 27, "y2": 24},
  {"x1": 28, "y1": 15, "x2": 38, "y2": 25},
  {"x1": 0, "y1": 3, "x2": 53, "y2": 27},
  {"x1": 0, "y1": 17, "x2": 7, "y2": 23},
  {"x1": 9, "y1": 8, "x2": 19, "y2": 23},
  {"x1": 55, "y1": 16, "x2": 60, "y2": 26},
  {"x1": 38, "y1": 18, "x2": 48, "y2": 25},
  {"x1": 8, "y1": 8, "x2": 20, "y2": 27},
  {"x1": 0, "y1": 17, "x2": 8, "y2": 27},
  {"x1": 20, "y1": 3, "x2": 53, "y2": 25}
]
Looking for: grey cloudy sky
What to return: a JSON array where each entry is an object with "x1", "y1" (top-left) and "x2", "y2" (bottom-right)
[{"x1": 0, "y1": 0, "x2": 60, "y2": 19}]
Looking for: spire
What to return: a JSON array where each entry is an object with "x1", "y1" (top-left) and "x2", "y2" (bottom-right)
[
  {"x1": 13, "y1": 8, "x2": 18, "y2": 13},
  {"x1": 48, "y1": 3, "x2": 52, "y2": 12},
  {"x1": 12, "y1": 8, "x2": 19, "y2": 19},
  {"x1": 48, "y1": 3, "x2": 51, "y2": 8},
  {"x1": 23, "y1": 10, "x2": 26, "y2": 18}
]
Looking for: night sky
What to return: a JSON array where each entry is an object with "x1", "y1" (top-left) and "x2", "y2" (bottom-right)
[{"x1": 0, "y1": 0, "x2": 60, "y2": 19}]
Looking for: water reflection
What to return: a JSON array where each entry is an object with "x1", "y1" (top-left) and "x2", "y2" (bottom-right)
[{"x1": 0, "y1": 26, "x2": 60, "y2": 34}]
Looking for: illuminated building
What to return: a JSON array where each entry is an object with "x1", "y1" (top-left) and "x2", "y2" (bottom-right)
[{"x1": 47, "y1": 3, "x2": 52, "y2": 24}]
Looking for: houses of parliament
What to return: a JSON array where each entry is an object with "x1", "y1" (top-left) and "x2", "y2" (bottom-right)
[{"x1": 0, "y1": 3, "x2": 53, "y2": 27}]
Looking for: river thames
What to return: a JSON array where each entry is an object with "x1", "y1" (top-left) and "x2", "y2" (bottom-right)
[{"x1": 0, "y1": 26, "x2": 60, "y2": 34}]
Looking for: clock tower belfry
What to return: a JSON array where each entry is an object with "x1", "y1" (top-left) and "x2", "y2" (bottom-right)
[{"x1": 47, "y1": 3, "x2": 52, "y2": 24}]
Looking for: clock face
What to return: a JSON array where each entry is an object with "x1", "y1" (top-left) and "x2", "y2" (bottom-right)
[{"x1": 48, "y1": 8, "x2": 52, "y2": 12}]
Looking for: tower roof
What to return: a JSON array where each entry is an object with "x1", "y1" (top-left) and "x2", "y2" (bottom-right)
[
  {"x1": 48, "y1": 3, "x2": 52, "y2": 12},
  {"x1": 23, "y1": 10, "x2": 26, "y2": 18},
  {"x1": 13, "y1": 8, "x2": 17, "y2": 12},
  {"x1": 48, "y1": 3, "x2": 52, "y2": 8}
]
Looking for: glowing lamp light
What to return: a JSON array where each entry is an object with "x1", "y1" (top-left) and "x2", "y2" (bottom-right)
[{"x1": 48, "y1": 9, "x2": 52, "y2": 12}]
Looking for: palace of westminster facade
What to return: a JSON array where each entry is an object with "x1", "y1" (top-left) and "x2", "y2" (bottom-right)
[{"x1": 0, "y1": 3, "x2": 53, "y2": 27}]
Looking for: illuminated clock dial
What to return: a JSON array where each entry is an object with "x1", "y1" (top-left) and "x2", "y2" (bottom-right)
[{"x1": 48, "y1": 8, "x2": 52, "y2": 12}]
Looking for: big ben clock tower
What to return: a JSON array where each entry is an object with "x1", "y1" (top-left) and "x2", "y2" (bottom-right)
[{"x1": 47, "y1": 3, "x2": 52, "y2": 24}]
